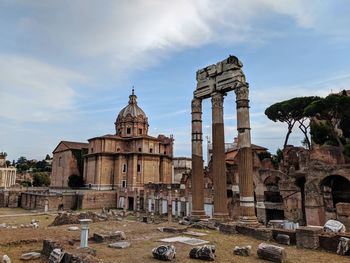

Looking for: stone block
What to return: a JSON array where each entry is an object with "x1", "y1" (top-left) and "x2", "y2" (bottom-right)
[
  {"x1": 218, "y1": 222, "x2": 237, "y2": 234},
  {"x1": 275, "y1": 234, "x2": 290, "y2": 245},
  {"x1": 152, "y1": 245, "x2": 176, "y2": 261},
  {"x1": 337, "y1": 237, "x2": 350, "y2": 256},
  {"x1": 257, "y1": 243, "x2": 286, "y2": 263},
  {"x1": 319, "y1": 234, "x2": 341, "y2": 253},
  {"x1": 272, "y1": 229, "x2": 296, "y2": 245},
  {"x1": 296, "y1": 227, "x2": 323, "y2": 249},
  {"x1": 324, "y1": 219, "x2": 346, "y2": 233},
  {"x1": 189, "y1": 245, "x2": 215, "y2": 261},
  {"x1": 336, "y1": 203, "x2": 350, "y2": 217},
  {"x1": 42, "y1": 240, "x2": 63, "y2": 257},
  {"x1": 236, "y1": 225, "x2": 273, "y2": 241},
  {"x1": 108, "y1": 242, "x2": 130, "y2": 249},
  {"x1": 20, "y1": 252, "x2": 41, "y2": 261},
  {"x1": 233, "y1": 245, "x2": 251, "y2": 256},
  {"x1": 93, "y1": 231, "x2": 126, "y2": 243},
  {"x1": 2, "y1": 255, "x2": 11, "y2": 263}
]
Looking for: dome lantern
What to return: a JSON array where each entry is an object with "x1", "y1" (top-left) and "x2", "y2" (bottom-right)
[{"x1": 115, "y1": 88, "x2": 149, "y2": 137}]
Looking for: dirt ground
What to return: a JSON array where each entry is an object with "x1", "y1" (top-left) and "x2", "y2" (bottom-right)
[{"x1": 0, "y1": 208, "x2": 349, "y2": 263}]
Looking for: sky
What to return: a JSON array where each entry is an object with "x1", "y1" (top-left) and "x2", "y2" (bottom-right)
[{"x1": 1, "y1": 1, "x2": 350, "y2": 162}]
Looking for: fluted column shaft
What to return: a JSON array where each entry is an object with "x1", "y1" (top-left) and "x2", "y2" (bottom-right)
[
  {"x1": 191, "y1": 98, "x2": 205, "y2": 217},
  {"x1": 235, "y1": 84, "x2": 258, "y2": 223},
  {"x1": 211, "y1": 92, "x2": 229, "y2": 219}
]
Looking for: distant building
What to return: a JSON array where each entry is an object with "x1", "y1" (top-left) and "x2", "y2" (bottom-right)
[
  {"x1": 50, "y1": 90, "x2": 174, "y2": 210},
  {"x1": 84, "y1": 90, "x2": 174, "y2": 194},
  {"x1": 173, "y1": 157, "x2": 191, "y2": 183},
  {"x1": 51, "y1": 141, "x2": 88, "y2": 188},
  {"x1": 0, "y1": 153, "x2": 16, "y2": 188}
]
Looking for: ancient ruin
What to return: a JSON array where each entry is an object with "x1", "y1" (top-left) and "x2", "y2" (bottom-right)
[{"x1": 191, "y1": 55, "x2": 257, "y2": 223}]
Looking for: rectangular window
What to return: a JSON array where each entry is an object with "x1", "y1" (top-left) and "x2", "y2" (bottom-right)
[
  {"x1": 138, "y1": 147, "x2": 142, "y2": 152},
  {"x1": 122, "y1": 164, "x2": 127, "y2": 173},
  {"x1": 137, "y1": 164, "x2": 141, "y2": 172},
  {"x1": 127, "y1": 127, "x2": 131, "y2": 134},
  {"x1": 122, "y1": 180, "x2": 126, "y2": 188},
  {"x1": 139, "y1": 128, "x2": 142, "y2": 134},
  {"x1": 150, "y1": 148, "x2": 153, "y2": 153}
]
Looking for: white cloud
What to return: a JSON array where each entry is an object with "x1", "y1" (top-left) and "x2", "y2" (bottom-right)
[
  {"x1": 12, "y1": 0, "x2": 333, "y2": 73},
  {"x1": 0, "y1": 55, "x2": 85, "y2": 122}
]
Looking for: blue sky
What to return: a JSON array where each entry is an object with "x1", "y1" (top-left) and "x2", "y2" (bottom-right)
[{"x1": 1, "y1": 1, "x2": 350, "y2": 162}]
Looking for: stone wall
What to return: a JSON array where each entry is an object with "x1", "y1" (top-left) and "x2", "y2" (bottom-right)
[{"x1": 76, "y1": 191, "x2": 117, "y2": 209}]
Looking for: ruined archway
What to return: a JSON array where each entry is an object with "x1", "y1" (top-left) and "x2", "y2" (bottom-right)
[{"x1": 320, "y1": 175, "x2": 350, "y2": 209}]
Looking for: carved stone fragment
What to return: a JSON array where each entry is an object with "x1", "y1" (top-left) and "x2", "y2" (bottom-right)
[
  {"x1": 152, "y1": 245, "x2": 176, "y2": 261},
  {"x1": 233, "y1": 245, "x2": 251, "y2": 256},
  {"x1": 189, "y1": 245, "x2": 216, "y2": 261},
  {"x1": 257, "y1": 243, "x2": 286, "y2": 263}
]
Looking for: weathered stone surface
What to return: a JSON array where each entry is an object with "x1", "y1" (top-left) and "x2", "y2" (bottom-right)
[
  {"x1": 152, "y1": 245, "x2": 176, "y2": 261},
  {"x1": 236, "y1": 225, "x2": 273, "y2": 241},
  {"x1": 0, "y1": 223, "x2": 7, "y2": 228},
  {"x1": 179, "y1": 220, "x2": 191, "y2": 226},
  {"x1": 218, "y1": 222, "x2": 237, "y2": 234},
  {"x1": 20, "y1": 252, "x2": 41, "y2": 261},
  {"x1": 192, "y1": 221, "x2": 217, "y2": 230},
  {"x1": 296, "y1": 227, "x2": 322, "y2": 249},
  {"x1": 48, "y1": 248, "x2": 65, "y2": 263},
  {"x1": 2, "y1": 255, "x2": 11, "y2": 263},
  {"x1": 108, "y1": 242, "x2": 130, "y2": 249},
  {"x1": 337, "y1": 237, "x2": 350, "y2": 256},
  {"x1": 189, "y1": 245, "x2": 215, "y2": 261},
  {"x1": 68, "y1": 226, "x2": 79, "y2": 231},
  {"x1": 233, "y1": 245, "x2": 251, "y2": 256},
  {"x1": 275, "y1": 234, "x2": 290, "y2": 245},
  {"x1": 272, "y1": 229, "x2": 296, "y2": 245},
  {"x1": 93, "y1": 231, "x2": 126, "y2": 243},
  {"x1": 257, "y1": 243, "x2": 286, "y2": 263},
  {"x1": 319, "y1": 233, "x2": 341, "y2": 252},
  {"x1": 158, "y1": 227, "x2": 183, "y2": 233},
  {"x1": 336, "y1": 203, "x2": 350, "y2": 217},
  {"x1": 42, "y1": 239, "x2": 63, "y2": 257},
  {"x1": 324, "y1": 219, "x2": 346, "y2": 233}
]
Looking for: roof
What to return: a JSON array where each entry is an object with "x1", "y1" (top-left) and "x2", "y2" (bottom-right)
[
  {"x1": 53, "y1": 141, "x2": 89, "y2": 153},
  {"x1": 87, "y1": 134, "x2": 161, "y2": 142},
  {"x1": 116, "y1": 89, "x2": 147, "y2": 122}
]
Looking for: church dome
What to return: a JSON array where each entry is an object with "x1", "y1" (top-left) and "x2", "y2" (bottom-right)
[
  {"x1": 115, "y1": 89, "x2": 149, "y2": 137},
  {"x1": 117, "y1": 90, "x2": 147, "y2": 121}
]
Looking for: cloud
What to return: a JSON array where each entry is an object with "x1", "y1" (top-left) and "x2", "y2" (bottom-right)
[
  {"x1": 0, "y1": 54, "x2": 85, "y2": 123},
  {"x1": 9, "y1": 0, "x2": 336, "y2": 74}
]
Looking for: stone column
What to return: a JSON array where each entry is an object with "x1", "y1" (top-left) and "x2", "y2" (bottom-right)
[
  {"x1": 235, "y1": 84, "x2": 258, "y2": 224},
  {"x1": 211, "y1": 92, "x2": 229, "y2": 219},
  {"x1": 79, "y1": 219, "x2": 92, "y2": 248},
  {"x1": 191, "y1": 98, "x2": 205, "y2": 217}
]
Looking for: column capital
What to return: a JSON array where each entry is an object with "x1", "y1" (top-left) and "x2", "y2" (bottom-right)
[
  {"x1": 211, "y1": 92, "x2": 224, "y2": 109},
  {"x1": 191, "y1": 98, "x2": 202, "y2": 113},
  {"x1": 235, "y1": 84, "x2": 249, "y2": 101}
]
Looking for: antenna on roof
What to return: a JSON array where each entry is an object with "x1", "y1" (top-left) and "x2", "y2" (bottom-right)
[{"x1": 132, "y1": 86, "x2": 135, "y2": 95}]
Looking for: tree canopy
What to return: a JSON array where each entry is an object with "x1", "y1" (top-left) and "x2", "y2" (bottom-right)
[
  {"x1": 265, "y1": 96, "x2": 319, "y2": 148},
  {"x1": 304, "y1": 93, "x2": 350, "y2": 149}
]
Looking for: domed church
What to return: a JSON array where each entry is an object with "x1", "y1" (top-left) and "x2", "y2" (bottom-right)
[{"x1": 83, "y1": 89, "x2": 174, "y2": 192}]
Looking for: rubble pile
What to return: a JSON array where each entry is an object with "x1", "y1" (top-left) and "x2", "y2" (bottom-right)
[{"x1": 49, "y1": 212, "x2": 101, "y2": 226}]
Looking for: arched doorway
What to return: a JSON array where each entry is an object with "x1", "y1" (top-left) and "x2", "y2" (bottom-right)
[
  {"x1": 321, "y1": 175, "x2": 350, "y2": 209},
  {"x1": 263, "y1": 175, "x2": 284, "y2": 222}
]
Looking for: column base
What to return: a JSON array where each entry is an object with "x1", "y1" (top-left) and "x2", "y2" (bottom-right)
[
  {"x1": 191, "y1": 210, "x2": 206, "y2": 219},
  {"x1": 238, "y1": 215, "x2": 259, "y2": 226},
  {"x1": 213, "y1": 212, "x2": 230, "y2": 221}
]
